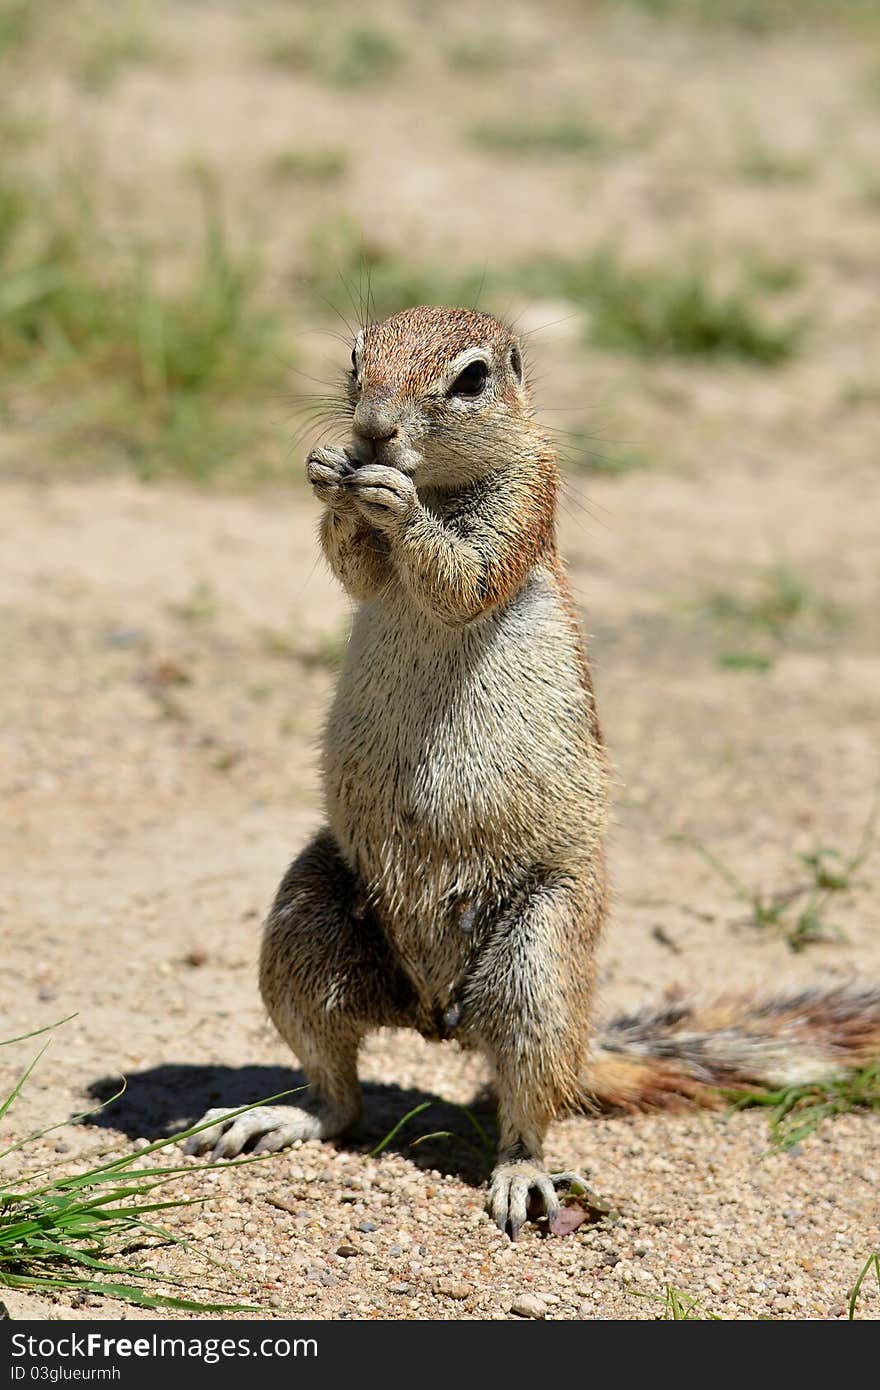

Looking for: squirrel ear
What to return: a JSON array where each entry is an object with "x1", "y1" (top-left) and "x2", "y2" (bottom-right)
[{"x1": 509, "y1": 343, "x2": 523, "y2": 384}]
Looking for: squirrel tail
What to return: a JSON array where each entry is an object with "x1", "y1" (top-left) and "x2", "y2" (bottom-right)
[{"x1": 585, "y1": 984, "x2": 880, "y2": 1112}]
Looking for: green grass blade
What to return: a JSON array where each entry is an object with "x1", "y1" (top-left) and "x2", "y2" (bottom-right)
[
  {"x1": 848, "y1": 1253, "x2": 880, "y2": 1321},
  {"x1": 369, "y1": 1100, "x2": 434, "y2": 1156},
  {"x1": 0, "y1": 1271, "x2": 259, "y2": 1312},
  {"x1": 0, "y1": 1041, "x2": 53, "y2": 1124},
  {"x1": 0, "y1": 1015, "x2": 77, "y2": 1047}
]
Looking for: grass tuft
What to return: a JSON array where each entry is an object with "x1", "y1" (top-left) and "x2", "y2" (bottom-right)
[
  {"x1": 703, "y1": 564, "x2": 843, "y2": 670},
  {"x1": 302, "y1": 224, "x2": 798, "y2": 368},
  {"x1": 632, "y1": 1283, "x2": 721, "y2": 1318},
  {"x1": 0, "y1": 173, "x2": 286, "y2": 480},
  {"x1": 731, "y1": 1063, "x2": 880, "y2": 1151},
  {"x1": 0, "y1": 0, "x2": 32, "y2": 58},
  {"x1": 77, "y1": 21, "x2": 159, "y2": 92},
  {"x1": 0, "y1": 1019, "x2": 302, "y2": 1310},
  {"x1": 469, "y1": 115, "x2": 610, "y2": 157},
  {"x1": 262, "y1": 23, "x2": 404, "y2": 87},
  {"x1": 266, "y1": 147, "x2": 348, "y2": 185},
  {"x1": 446, "y1": 38, "x2": 508, "y2": 73},
  {"x1": 672, "y1": 786, "x2": 878, "y2": 951},
  {"x1": 625, "y1": 0, "x2": 880, "y2": 31},
  {"x1": 736, "y1": 139, "x2": 814, "y2": 185},
  {"x1": 513, "y1": 249, "x2": 801, "y2": 362}
]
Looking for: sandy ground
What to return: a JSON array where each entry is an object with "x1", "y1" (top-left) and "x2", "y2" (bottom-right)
[{"x1": 1, "y1": 0, "x2": 880, "y2": 1321}]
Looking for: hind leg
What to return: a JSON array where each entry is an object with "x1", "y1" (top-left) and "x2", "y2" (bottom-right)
[
  {"x1": 185, "y1": 829, "x2": 417, "y2": 1159},
  {"x1": 462, "y1": 869, "x2": 603, "y2": 1237}
]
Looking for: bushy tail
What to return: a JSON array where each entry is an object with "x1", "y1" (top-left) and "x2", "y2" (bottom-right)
[{"x1": 586, "y1": 985, "x2": 880, "y2": 1112}]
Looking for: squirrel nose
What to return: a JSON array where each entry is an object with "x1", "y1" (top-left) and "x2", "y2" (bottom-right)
[
  {"x1": 356, "y1": 426, "x2": 399, "y2": 444},
  {"x1": 352, "y1": 399, "x2": 400, "y2": 446}
]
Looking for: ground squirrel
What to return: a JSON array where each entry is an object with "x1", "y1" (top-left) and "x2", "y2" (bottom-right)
[{"x1": 187, "y1": 305, "x2": 880, "y2": 1238}]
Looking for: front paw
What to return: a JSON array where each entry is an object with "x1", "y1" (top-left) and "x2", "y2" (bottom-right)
[
  {"x1": 346, "y1": 464, "x2": 417, "y2": 531},
  {"x1": 307, "y1": 446, "x2": 356, "y2": 510},
  {"x1": 487, "y1": 1162, "x2": 587, "y2": 1240},
  {"x1": 182, "y1": 1104, "x2": 326, "y2": 1159}
]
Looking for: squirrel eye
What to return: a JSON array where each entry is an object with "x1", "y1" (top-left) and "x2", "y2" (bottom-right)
[
  {"x1": 350, "y1": 347, "x2": 358, "y2": 376},
  {"x1": 449, "y1": 360, "x2": 489, "y2": 397}
]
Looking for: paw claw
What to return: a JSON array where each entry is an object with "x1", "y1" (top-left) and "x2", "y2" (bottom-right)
[
  {"x1": 487, "y1": 1162, "x2": 588, "y2": 1239},
  {"x1": 180, "y1": 1105, "x2": 326, "y2": 1161}
]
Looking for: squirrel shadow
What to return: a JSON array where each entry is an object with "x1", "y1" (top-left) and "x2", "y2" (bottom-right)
[{"x1": 82, "y1": 1064, "x2": 496, "y2": 1188}]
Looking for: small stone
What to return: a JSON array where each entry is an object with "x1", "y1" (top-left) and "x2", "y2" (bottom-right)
[
  {"x1": 336, "y1": 1245, "x2": 359, "y2": 1258},
  {"x1": 268, "y1": 1195, "x2": 299, "y2": 1216},
  {"x1": 511, "y1": 1294, "x2": 547, "y2": 1319},
  {"x1": 357, "y1": 1221, "x2": 377, "y2": 1233},
  {"x1": 388, "y1": 1282, "x2": 410, "y2": 1294},
  {"x1": 434, "y1": 1279, "x2": 472, "y2": 1300}
]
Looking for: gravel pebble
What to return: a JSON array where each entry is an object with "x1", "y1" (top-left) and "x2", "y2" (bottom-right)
[
  {"x1": 511, "y1": 1294, "x2": 548, "y2": 1320},
  {"x1": 434, "y1": 1280, "x2": 473, "y2": 1300}
]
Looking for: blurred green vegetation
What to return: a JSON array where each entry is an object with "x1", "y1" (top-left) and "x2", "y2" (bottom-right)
[
  {"x1": 511, "y1": 250, "x2": 802, "y2": 362},
  {"x1": 563, "y1": 437, "x2": 650, "y2": 476},
  {"x1": 468, "y1": 114, "x2": 611, "y2": 156},
  {"x1": 0, "y1": 0, "x2": 30, "y2": 57},
  {"x1": 0, "y1": 0, "x2": 163, "y2": 89},
  {"x1": 700, "y1": 565, "x2": 846, "y2": 671},
  {"x1": 0, "y1": 171, "x2": 286, "y2": 481},
  {"x1": 76, "y1": 18, "x2": 159, "y2": 92},
  {"x1": 735, "y1": 138, "x2": 814, "y2": 185},
  {"x1": 625, "y1": 0, "x2": 880, "y2": 30},
  {"x1": 1, "y1": 0, "x2": 875, "y2": 485},
  {"x1": 261, "y1": 21, "x2": 404, "y2": 86},
  {"x1": 301, "y1": 218, "x2": 488, "y2": 325},
  {"x1": 303, "y1": 220, "x2": 801, "y2": 365},
  {"x1": 445, "y1": 37, "x2": 509, "y2": 73},
  {"x1": 265, "y1": 147, "x2": 349, "y2": 185}
]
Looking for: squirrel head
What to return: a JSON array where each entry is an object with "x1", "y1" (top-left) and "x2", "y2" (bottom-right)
[{"x1": 345, "y1": 306, "x2": 535, "y2": 488}]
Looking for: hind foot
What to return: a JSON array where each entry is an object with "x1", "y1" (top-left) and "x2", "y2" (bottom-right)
[
  {"x1": 487, "y1": 1163, "x2": 588, "y2": 1240},
  {"x1": 182, "y1": 1102, "x2": 353, "y2": 1160}
]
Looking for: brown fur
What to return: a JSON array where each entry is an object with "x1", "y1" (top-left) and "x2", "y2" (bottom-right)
[
  {"x1": 186, "y1": 307, "x2": 880, "y2": 1238},
  {"x1": 589, "y1": 985, "x2": 880, "y2": 1111}
]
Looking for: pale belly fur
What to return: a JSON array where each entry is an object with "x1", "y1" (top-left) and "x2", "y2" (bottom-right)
[{"x1": 322, "y1": 565, "x2": 603, "y2": 1010}]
